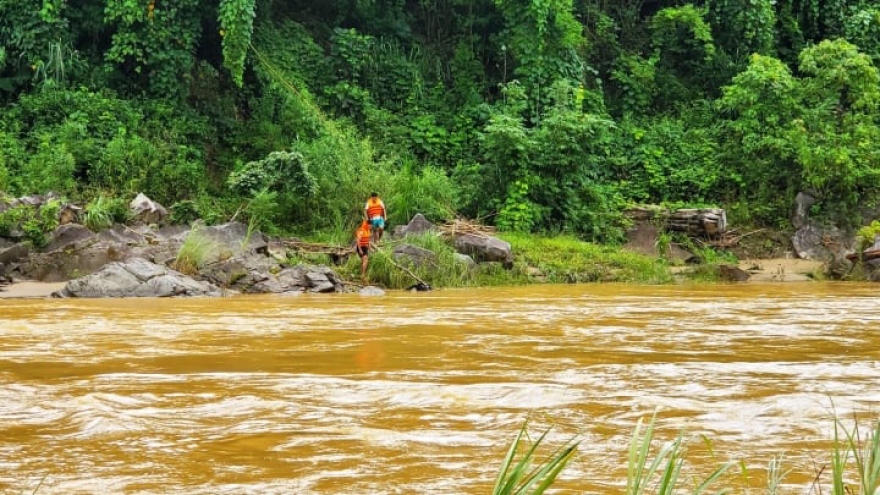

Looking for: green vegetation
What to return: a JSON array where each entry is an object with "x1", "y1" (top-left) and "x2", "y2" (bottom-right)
[
  {"x1": 334, "y1": 233, "x2": 675, "y2": 289},
  {"x1": 2, "y1": 0, "x2": 879, "y2": 245},
  {"x1": 496, "y1": 414, "x2": 880, "y2": 494},
  {"x1": 0, "y1": 200, "x2": 60, "y2": 248},
  {"x1": 172, "y1": 227, "x2": 219, "y2": 275},
  {"x1": 492, "y1": 422, "x2": 579, "y2": 495},
  {"x1": 82, "y1": 195, "x2": 130, "y2": 231}
]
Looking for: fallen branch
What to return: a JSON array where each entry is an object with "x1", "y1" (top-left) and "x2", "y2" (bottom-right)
[{"x1": 386, "y1": 256, "x2": 428, "y2": 286}]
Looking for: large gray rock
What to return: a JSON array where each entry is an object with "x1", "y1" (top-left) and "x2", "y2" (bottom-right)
[
  {"x1": 393, "y1": 244, "x2": 437, "y2": 267},
  {"x1": 97, "y1": 224, "x2": 148, "y2": 246},
  {"x1": 454, "y1": 234, "x2": 513, "y2": 265},
  {"x1": 129, "y1": 193, "x2": 168, "y2": 224},
  {"x1": 396, "y1": 214, "x2": 436, "y2": 237},
  {"x1": 453, "y1": 253, "x2": 476, "y2": 268},
  {"x1": 43, "y1": 224, "x2": 95, "y2": 253},
  {"x1": 196, "y1": 222, "x2": 268, "y2": 264},
  {"x1": 19, "y1": 241, "x2": 131, "y2": 282},
  {"x1": 0, "y1": 243, "x2": 29, "y2": 265},
  {"x1": 54, "y1": 258, "x2": 220, "y2": 298},
  {"x1": 792, "y1": 223, "x2": 855, "y2": 262},
  {"x1": 226, "y1": 263, "x2": 344, "y2": 294},
  {"x1": 793, "y1": 191, "x2": 818, "y2": 229}
]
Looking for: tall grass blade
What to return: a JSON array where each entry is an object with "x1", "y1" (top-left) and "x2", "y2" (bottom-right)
[
  {"x1": 831, "y1": 420, "x2": 849, "y2": 495},
  {"x1": 766, "y1": 455, "x2": 791, "y2": 495},
  {"x1": 492, "y1": 422, "x2": 580, "y2": 495},
  {"x1": 840, "y1": 417, "x2": 880, "y2": 495}
]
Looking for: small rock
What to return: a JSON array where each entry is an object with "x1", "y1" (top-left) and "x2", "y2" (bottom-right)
[
  {"x1": 454, "y1": 234, "x2": 513, "y2": 265},
  {"x1": 719, "y1": 264, "x2": 750, "y2": 282},
  {"x1": 359, "y1": 286, "x2": 385, "y2": 296}
]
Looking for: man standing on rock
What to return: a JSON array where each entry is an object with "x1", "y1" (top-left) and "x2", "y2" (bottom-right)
[
  {"x1": 355, "y1": 220, "x2": 372, "y2": 283},
  {"x1": 364, "y1": 192, "x2": 387, "y2": 243}
]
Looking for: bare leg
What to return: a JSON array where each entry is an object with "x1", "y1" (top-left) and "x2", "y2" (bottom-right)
[{"x1": 361, "y1": 254, "x2": 369, "y2": 283}]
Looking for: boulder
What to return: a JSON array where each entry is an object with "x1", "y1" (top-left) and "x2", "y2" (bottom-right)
[
  {"x1": 453, "y1": 253, "x2": 476, "y2": 268},
  {"x1": 53, "y1": 258, "x2": 220, "y2": 298},
  {"x1": 396, "y1": 213, "x2": 436, "y2": 237},
  {"x1": 19, "y1": 241, "x2": 132, "y2": 282},
  {"x1": 97, "y1": 224, "x2": 149, "y2": 246},
  {"x1": 454, "y1": 234, "x2": 513, "y2": 265},
  {"x1": 719, "y1": 264, "x2": 750, "y2": 282},
  {"x1": 43, "y1": 224, "x2": 95, "y2": 253},
  {"x1": 827, "y1": 255, "x2": 853, "y2": 280},
  {"x1": 359, "y1": 286, "x2": 385, "y2": 296},
  {"x1": 196, "y1": 222, "x2": 268, "y2": 264},
  {"x1": 793, "y1": 191, "x2": 818, "y2": 229},
  {"x1": 239, "y1": 264, "x2": 344, "y2": 294},
  {"x1": 393, "y1": 244, "x2": 437, "y2": 267},
  {"x1": 792, "y1": 223, "x2": 855, "y2": 263},
  {"x1": 250, "y1": 266, "x2": 304, "y2": 294},
  {"x1": 305, "y1": 267, "x2": 337, "y2": 293},
  {"x1": 129, "y1": 193, "x2": 168, "y2": 225},
  {"x1": 201, "y1": 254, "x2": 280, "y2": 292},
  {"x1": 0, "y1": 243, "x2": 29, "y2": 265}
]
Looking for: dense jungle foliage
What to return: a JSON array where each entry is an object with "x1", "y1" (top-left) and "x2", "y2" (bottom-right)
[{"x1": 2, "y1": 0, "x2": 880, "y2": 240}]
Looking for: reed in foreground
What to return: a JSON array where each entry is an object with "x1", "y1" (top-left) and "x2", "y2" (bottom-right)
[
  {"x1": 494, "y1": 414, "x2": 880, "y2": 494},
  {"x1": 492, "y1": 422, "x2": 579, "y2": 495}
]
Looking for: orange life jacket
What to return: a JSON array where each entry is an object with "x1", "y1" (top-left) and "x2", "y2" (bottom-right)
[
  {"x1": 356, "y1": 223, "x2": 372, "y2": 247},
  {"x1": 366, "y1": 197, "x2": 385, "y2": 218}
]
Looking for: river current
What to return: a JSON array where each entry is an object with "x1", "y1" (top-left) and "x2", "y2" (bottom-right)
[{"x1": 1, "y1": 282, "x2": 879, "y2": 494}]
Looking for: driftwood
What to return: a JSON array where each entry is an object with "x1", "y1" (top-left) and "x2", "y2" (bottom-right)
[
  {"x1": 705, "y1": 229, "x2": 766, "y2": 248},
  {"x1": 281, "y1": 240, "x2": 353, "y2": 264},
  {"x1": 627, "y1": 207, "x2": 728, "y2": 237},
  {"x1": 439, "y1": 219, "x2": 496, "y2": 239},
  {"x1": 281, "y1": 240, "x2": 353, "y2": 255},
  {"x1": 846, "y1": 249, "x2": 880, "y2": 262}
]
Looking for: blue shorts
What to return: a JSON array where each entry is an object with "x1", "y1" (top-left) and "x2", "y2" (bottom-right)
[{"x1": 370, "y1": 217, "x2": 385, "y2": 229}]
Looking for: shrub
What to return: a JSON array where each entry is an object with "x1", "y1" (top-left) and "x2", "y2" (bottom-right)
[
  {"x1": 83, "y1": 196, "x2": 130, "y2": 231},
  {"x1": 172, "y1": 227, "x2": 219, "y2": 275}
]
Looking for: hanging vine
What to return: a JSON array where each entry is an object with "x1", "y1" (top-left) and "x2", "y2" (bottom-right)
[{"x1": 218, "y1": 0, "x2": 257, "y2": 87}]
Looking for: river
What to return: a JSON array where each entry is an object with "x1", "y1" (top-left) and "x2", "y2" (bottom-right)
[{"x1": 1, "y1": 282, "x2": 879, "y2": 494}]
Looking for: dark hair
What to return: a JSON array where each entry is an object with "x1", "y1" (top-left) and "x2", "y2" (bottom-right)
[{"x1": 370, "y1": 192, "x2": 378, "y2": 198}]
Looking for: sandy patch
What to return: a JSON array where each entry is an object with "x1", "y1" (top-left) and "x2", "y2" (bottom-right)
[
  {"x1": 738, "y1": 258, "x2": 824, "y2": 282},
  {"x1": 0, "y1": 281, "x2": 67, "y2": 299}
]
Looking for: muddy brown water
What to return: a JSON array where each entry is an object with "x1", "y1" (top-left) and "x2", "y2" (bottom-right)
[{"x1": 1, "y1": 283, "x2": 879, "y2": 494}]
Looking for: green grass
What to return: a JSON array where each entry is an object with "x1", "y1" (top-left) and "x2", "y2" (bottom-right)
[
  {"x1": 82, "y1": 195, "x2": 114, "y2": 231},
  {"x1": 172, "y1": 228, "x2": 219, "y2": 275},
  {"x1": 501, "y1": 233, "x2": 675, "y2": 284},
  {"x1": 327, "y1": 231, "x2": 678, "y2": 289}
]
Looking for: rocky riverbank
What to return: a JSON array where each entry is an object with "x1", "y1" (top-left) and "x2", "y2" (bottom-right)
[{"x1": 2, "y1": 192, "x2": 877, "y2": 299}]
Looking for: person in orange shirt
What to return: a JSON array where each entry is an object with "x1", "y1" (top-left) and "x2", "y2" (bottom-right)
[
  {"x1": 364, "y1": 192, "x2": 387, "y2": 243},
  {"x1": 355, "y1": 220, "x2": 372, "y2": 282}
]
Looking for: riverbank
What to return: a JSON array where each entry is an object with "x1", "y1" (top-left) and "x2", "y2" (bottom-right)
[{"x1": 0, "y1": 257, "x2": 828, "y2": 299}]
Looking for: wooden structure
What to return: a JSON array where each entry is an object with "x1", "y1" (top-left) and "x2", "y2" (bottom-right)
[
  {"x1": 281, "y1": 240, "x2": 353, "y2": 264},
  {"x1": 627, "y1": 207, "x2": 727, "y2": 237}
]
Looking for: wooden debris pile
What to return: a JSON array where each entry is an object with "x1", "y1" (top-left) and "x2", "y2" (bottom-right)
[
  {"x1": 280, "y1": 240, "x2": 353, "y2": 265},
  {"x1": 627, "y1": 206, "x2": 727, "y2": 237},
  {"x1": 438, "y1": 219, "x2": 496, "y2": 239}
]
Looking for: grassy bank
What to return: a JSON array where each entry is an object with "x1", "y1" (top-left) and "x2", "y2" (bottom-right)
[{"x1": 317, "y1": 232, "x2": 677, "y2": 289}]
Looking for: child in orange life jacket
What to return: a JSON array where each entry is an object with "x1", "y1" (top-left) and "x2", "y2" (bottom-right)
[
  {"x1": 364, "y1": 192, "x2": 386, "y2": 243},
  {"x1": 355, "y1": 220, "x2": 372, "y2": 283}
]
